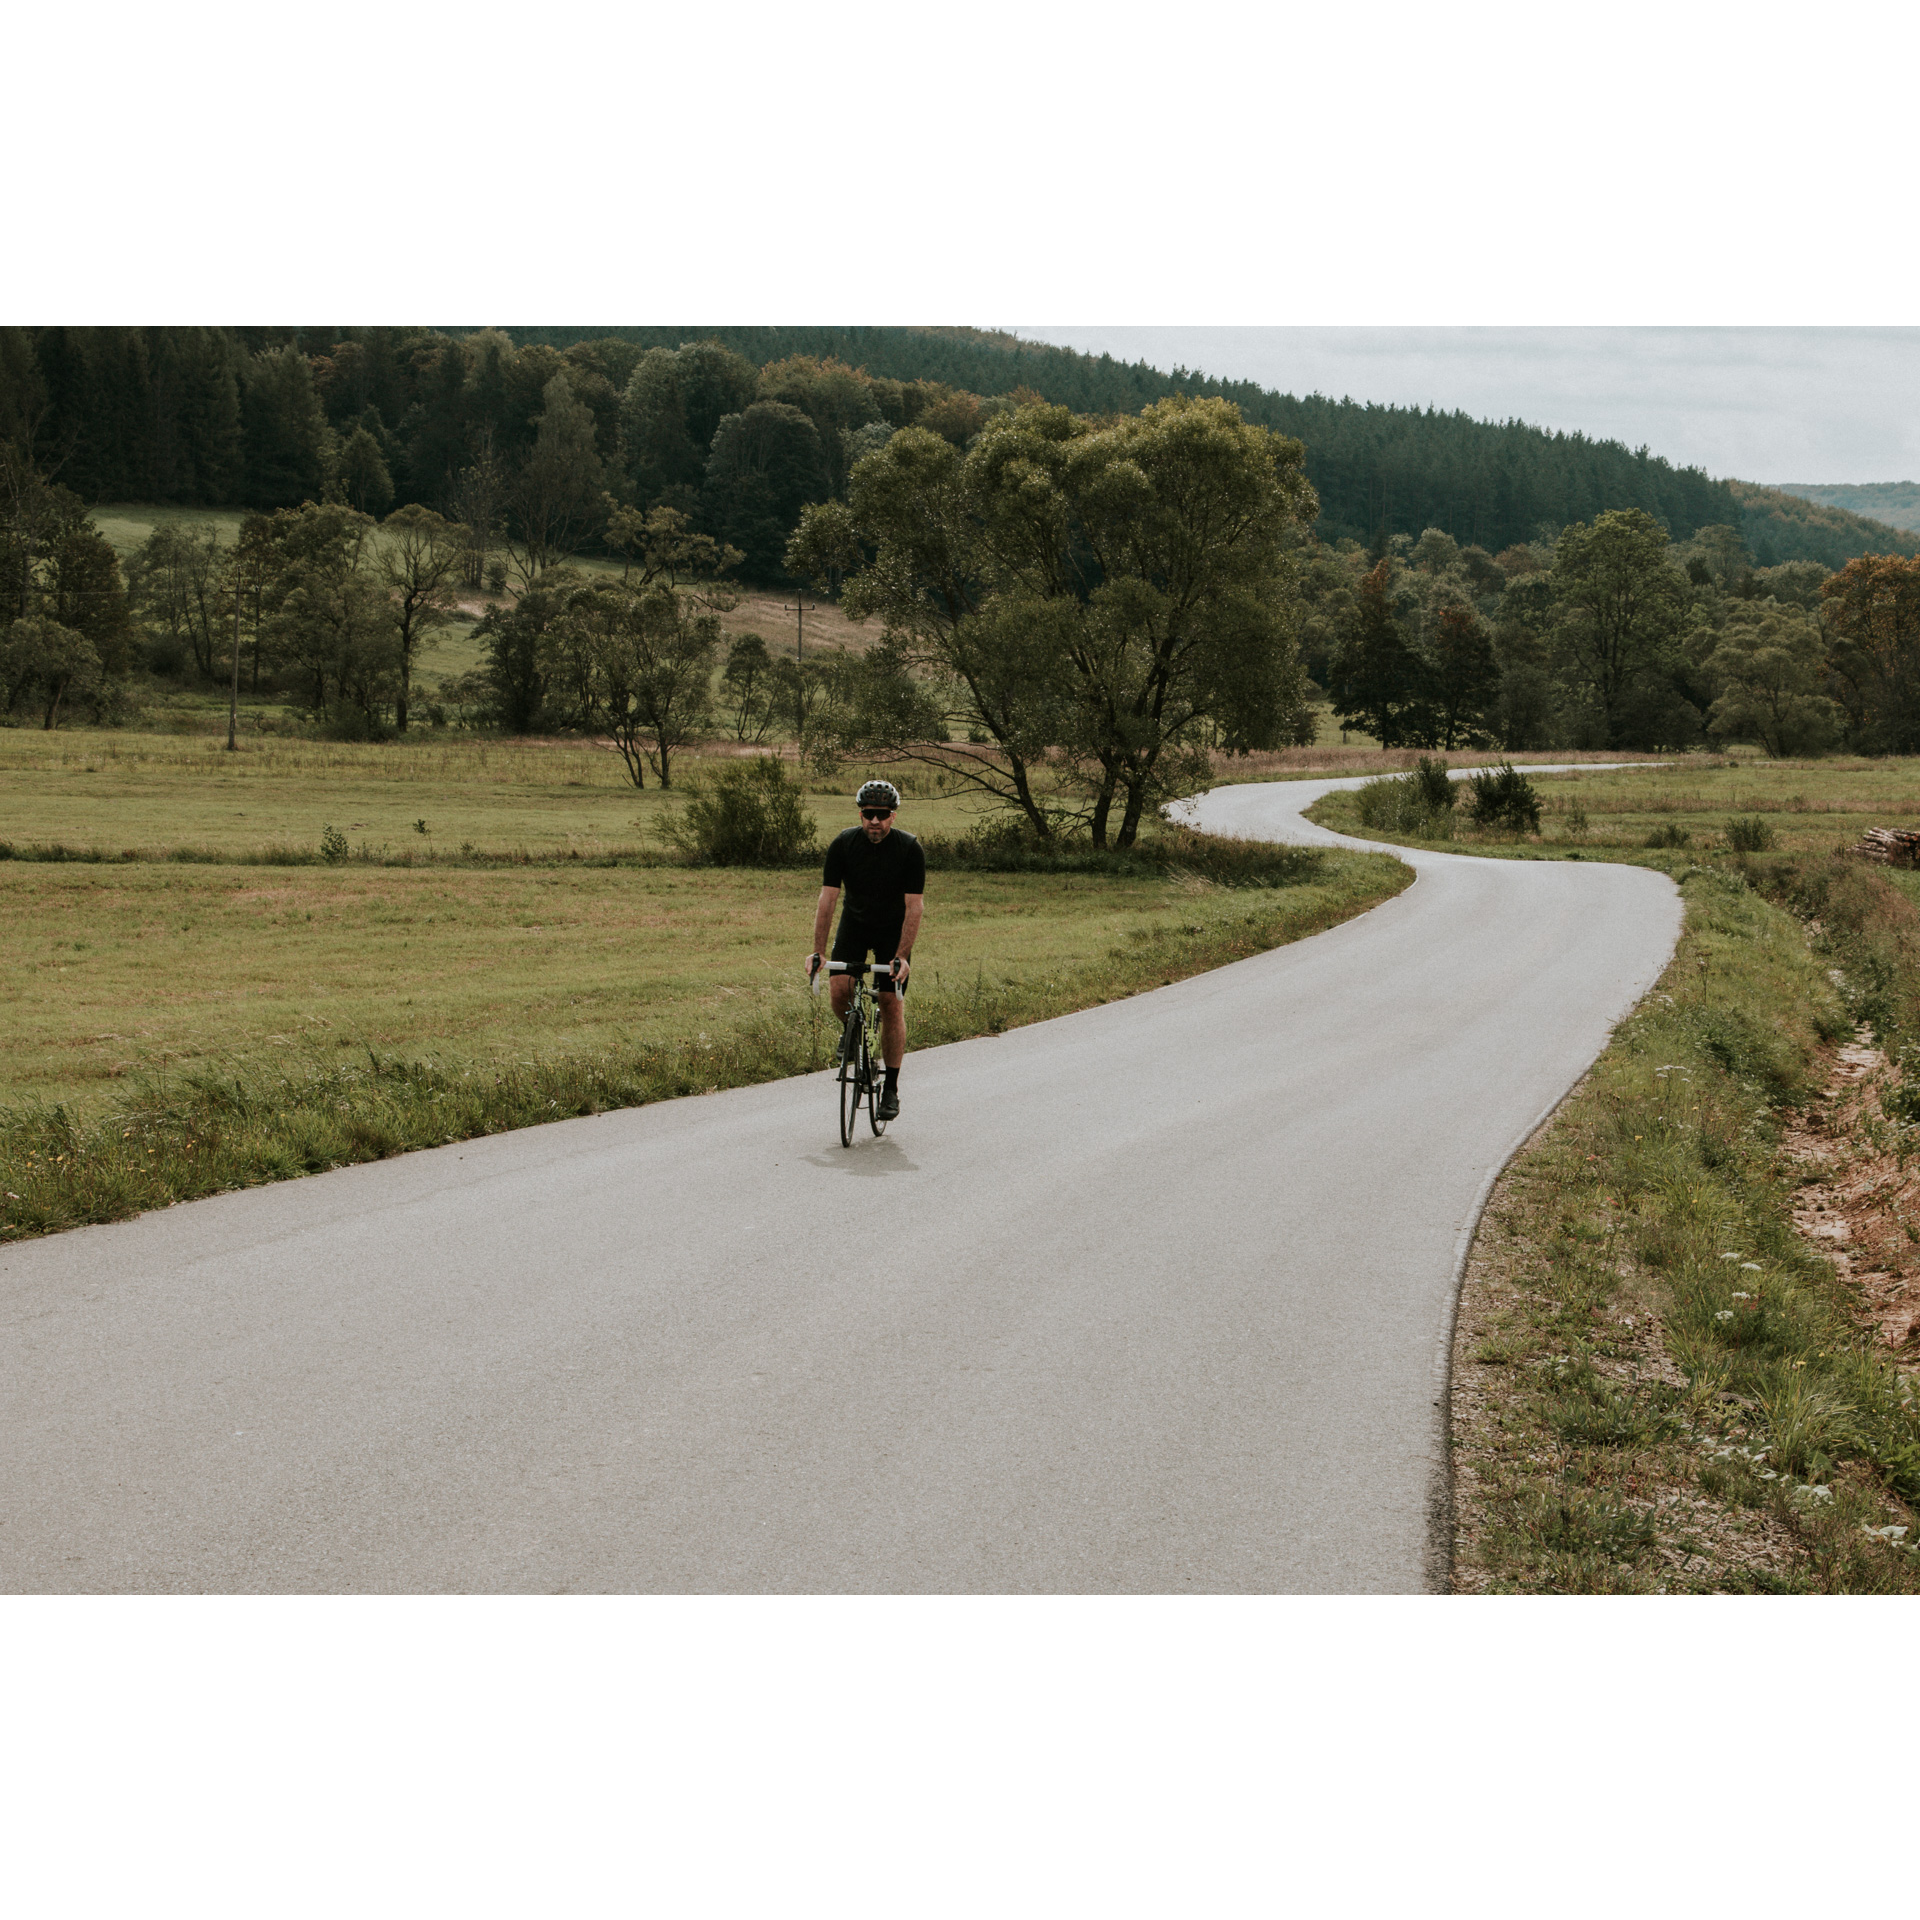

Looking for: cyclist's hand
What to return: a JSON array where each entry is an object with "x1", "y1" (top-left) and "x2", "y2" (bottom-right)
[
  {"x1": 807, "y1": 952, "x2": 824, "y2": 987},
  {"x1": 891, "y1": 955, "x2": 911, "y2": 985}
]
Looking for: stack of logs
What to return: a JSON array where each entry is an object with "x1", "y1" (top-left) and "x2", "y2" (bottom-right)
[{"x1": 1851, "y1": 827, "x2": 1920, "y2": 868}]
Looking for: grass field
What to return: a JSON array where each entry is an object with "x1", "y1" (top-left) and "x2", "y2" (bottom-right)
[
  {"x1": 0, "y1": 728, "x2": 997, "y2": 859},
  {"x1": 0, "y1": 720, "x2": 1412, "y2": 1235},
  {"x1": 1306, "y1": 756, "x2": 1920, "y2": 858},
  {"x1": 6, "y1": 850, "x2": 1391, "y2": 1113}
]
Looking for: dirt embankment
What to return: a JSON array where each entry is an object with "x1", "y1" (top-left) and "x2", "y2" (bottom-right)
[{"x1": 1786, "y1": 1037, "x2": 1920, "y2": 1358}]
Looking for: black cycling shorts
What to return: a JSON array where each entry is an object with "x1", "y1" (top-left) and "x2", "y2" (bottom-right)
[{"x1": 832, "y1": 919, "x2": 907, "y2": 995}]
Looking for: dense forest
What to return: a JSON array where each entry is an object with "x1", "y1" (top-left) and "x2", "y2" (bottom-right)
[{"x1": 8, "y1": 324, "x2": 1909, "y2": 565}]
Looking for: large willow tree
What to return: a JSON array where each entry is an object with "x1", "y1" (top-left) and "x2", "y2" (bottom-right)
[{"x1": 789, "y1": 394, "x2": 1318, "y2": 848}]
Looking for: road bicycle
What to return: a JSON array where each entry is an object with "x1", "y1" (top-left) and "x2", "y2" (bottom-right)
[{"x1": 815, "y1": 959, "x2": 893, "y2": 1147}]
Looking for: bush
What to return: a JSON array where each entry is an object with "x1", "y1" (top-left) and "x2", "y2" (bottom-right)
[
  {"x1": 1466, "y1": 763, "x2": 1541, "y2": 833},
  {"x1": 320, "y1": 823, "x2": 349, "y2": 863},
  {"x1": 1356, "y1": 771, "x2": 1456, "y2": 838},
  {"x1": 660, "y1": 757, "x2": 818, "y2": 866},
  {"x1": 1412, "y1": 756, "x2": 1457, "y2": 812},
  {"x1": 1725, "y1": 815, "x2": 1776, "y2": 853},
  {"x1": 1645, "y1": 821, "x2": 1692, "y2": 849}
]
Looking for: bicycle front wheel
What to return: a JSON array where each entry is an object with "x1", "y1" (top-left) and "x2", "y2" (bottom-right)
[{"x1": 838, "y1": 1014, "x2": 863, "y2": 1148}]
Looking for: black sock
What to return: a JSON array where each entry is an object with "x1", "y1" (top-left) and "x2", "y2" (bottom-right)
[{"x1": 884, "y1": 1067, "x2": 899, "y2": 1090}]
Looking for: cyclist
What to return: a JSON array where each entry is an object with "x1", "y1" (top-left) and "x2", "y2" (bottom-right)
[{"x1": 808, "y1": 779, "x2": 924, "y2": 1122}]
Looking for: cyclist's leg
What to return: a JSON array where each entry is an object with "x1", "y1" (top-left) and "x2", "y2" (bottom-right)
[
  {"x1": 827, "y1": 918, "x2": 867, "y2": 1024},
  {"x1": 878, "y1": 983, "x2": 906, "y2": 1069},
  {"x1": 869, "y1": 921, "x2": 907, "y2": 1069}
]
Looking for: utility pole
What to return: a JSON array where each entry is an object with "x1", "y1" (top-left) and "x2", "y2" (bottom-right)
[
  {"x1": 226, "y1": 552, "x2": 241, "y2": 752},
  {"x1": 795, "y1": 592, "x2": 804, "y2": 664}
]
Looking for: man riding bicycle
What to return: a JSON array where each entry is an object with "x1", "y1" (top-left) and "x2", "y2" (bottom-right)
[{"x1": 809, "y1": 779, "x2": 924, "y2": 1122}]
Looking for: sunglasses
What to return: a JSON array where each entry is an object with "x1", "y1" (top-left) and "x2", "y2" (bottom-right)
[{"x1": 860, "y1": 808, "x2": 894, "y2": 821}]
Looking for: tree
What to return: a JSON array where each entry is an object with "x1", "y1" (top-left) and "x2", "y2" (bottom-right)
[
  {"x1": 754, "y1": 355, "x2": 883, "y2": 497},
  {"x1": 378, "y1": 504, "x2": 462, "y2": 730},
  {"x1": 768, "y1": 650, "x2": 859, "y2": 774},
  {"x1": 1821, "y1": 553, "x2": 1920, "y2": 752},
  {"x1": 505, "y1": 374, "x2": 604, "y2": 586},
  {"x1": 242, "y1": 346, "x2": 331, "y2": 508},
  {"x1": 32, "y1": 489, "x2": 134, "y2": 675},
  {"x1": 1704, "y1": 604, "x2": 1840, "y2": 757},
  {"x1": 720, "y1": 633, "x2": 778, "y2": 743},
  {"x1": 621, "y1": 343, "x2": 758, "y2": 507},
  {"x1": 340, "y1": 426, "x2": 395, "y2": 516},
  {"x1": 1328, "y1": 560, "x2": 1434, "y2": 747},
  {"x1": 475, "y1": 576, "x2": 571, "y2": 732},
  {"x1": 1751, "y1": 560, "x2": 1830, "y2": 612},
  {"x1": 1042, "y1": 397, "x2": 1316, "y2": 843},
  {"x1": 573, "y1": 583, "x2": 719, "y2": 787},
  {"x1": 1490, "y1": 574, "x2": 1561, "y2": 751},
  {"x1": 793, "y1": 395, "x2": 1316, "y2": 848},
  {"x1": 3, "y1": 616, "x2": 101, "y2": 728},
  {"x1": 444, "y1": 430, "x2": 506, "y2": 590},
  {"x1": 703, "y1": 402, "x2": 832, "y2": 582},
  {"x1": 256, "y1": 503, "x2": 396, "y2": 729},
  {"x1": 1427, "y1": 604, "x2": 1500, "y2": 749},
  {"x1": 230, "y1": 512, "x2": 279, "y2": 691},
  {"x1": 129, "y1": 521, "x2": 224, "y2": 678},
  {"x1": 602, "y1": 501, "x2": 741, "y2": 591},
  {"x1": 1549, "y1": 508, "x2": 1693, "y2": 748},
  {"x1": 1680, "y1": 522, "x2": 1750, "y2": 593},
  {"x1": 789, "y1": 426, "x2": 1072, "y2": 838}
]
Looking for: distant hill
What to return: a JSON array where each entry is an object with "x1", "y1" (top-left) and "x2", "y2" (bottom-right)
[
  {"x1": 1728, "y1": 480, "x2": 1920, "y2": 567},
  {"x1": 1773, "y1": 480, "x2": 1920, "y2": 534}
]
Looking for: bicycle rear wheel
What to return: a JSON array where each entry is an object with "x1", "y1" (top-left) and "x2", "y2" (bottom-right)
[
  {"x1": 866, "y1": 1041, "x2": 888, "y2": 1137},
  {"x1": 838, "y1": 1008, "x2": 864, "y2": 1147}
]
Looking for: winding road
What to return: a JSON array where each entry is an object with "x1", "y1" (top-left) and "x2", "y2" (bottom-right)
[{"x1": 1, "y1": 772, "x2": 1680, "y2": 1592}]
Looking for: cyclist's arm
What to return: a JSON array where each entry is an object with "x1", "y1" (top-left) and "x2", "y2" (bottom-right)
[
  {"x1": 811, "y1": 884, "x2": 839, "y2": 965},
  {"x1": 894, "y1": 893, "x2": 924, "y2": 977}
]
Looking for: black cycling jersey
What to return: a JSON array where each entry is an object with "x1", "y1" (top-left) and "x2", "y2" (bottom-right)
[{"x1": 822, "y1": 826, "x2": 925, "y2": 932}]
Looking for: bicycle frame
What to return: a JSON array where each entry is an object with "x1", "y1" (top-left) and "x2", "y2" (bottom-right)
[{"x1": 818, "y1": 960, "x2": 893, "y2": 1145}]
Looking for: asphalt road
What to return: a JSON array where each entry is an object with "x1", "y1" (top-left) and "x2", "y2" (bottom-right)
[{"x1": 1, "y1": 773, "x2": 1681, "y2": 1592}]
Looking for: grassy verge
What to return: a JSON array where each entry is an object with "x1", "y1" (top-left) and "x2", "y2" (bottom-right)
[
  {"x1": 0, "y1": 841, "x2": 1408, "y2": 1244},
  {"x1": 1306, "y1": 755, "x2": 1920, "y2": 860},
  {"x1": 1449, "y1": 856, "x2": 1920, "y2": 1592}
]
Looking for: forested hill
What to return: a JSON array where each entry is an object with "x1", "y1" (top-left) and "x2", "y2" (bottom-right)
[
  {"x1": 1772, "y1": 480, "x2": 1920, "y2": 535},
  {"x1": 510, "y1": 325, "x2": 1740, "y2": 553},
  {"x1": 1727, "y1": 480, "x2": 1920, "y2": 567},
  {"x1": 4, "y1": 322, "x2": 1914, "y2": 566}
]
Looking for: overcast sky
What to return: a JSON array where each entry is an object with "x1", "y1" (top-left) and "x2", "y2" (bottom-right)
[{"x1": 1005, "y1": 329, "x2": 1920, "y2": 487}]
